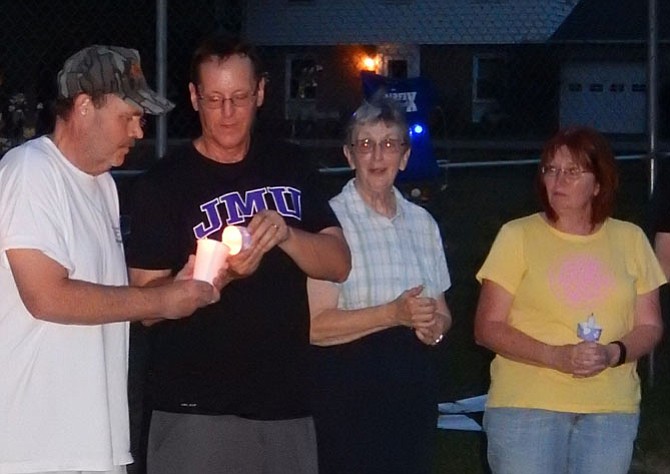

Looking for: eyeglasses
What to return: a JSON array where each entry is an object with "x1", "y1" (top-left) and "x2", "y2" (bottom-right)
[
  {"x1": 350, "y1": 138, "x2": 406, "y2": 156},
  {"x1": 197, "y1": 91, "x2": 257, "y2": 109},
  {"x1": 541, "y1": 165, "x2": 592, "y2": 181}
]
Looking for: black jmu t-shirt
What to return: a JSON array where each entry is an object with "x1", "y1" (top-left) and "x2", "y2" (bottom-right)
[{"x1": 125, "y1": 138, "x2": 340, "y2": 420}]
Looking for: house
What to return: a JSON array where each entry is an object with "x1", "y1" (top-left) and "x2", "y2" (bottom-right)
[
  {"x1": 245, "y1": 0, "x2": 669, "y2": 141},
  {"x1": 245, "y1": 0, "x2": 581, "y2": 140}
]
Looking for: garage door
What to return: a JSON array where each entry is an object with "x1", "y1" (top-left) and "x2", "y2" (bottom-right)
[{"x1": 560, "y1": 62, "x2": 646, "y2": 134}]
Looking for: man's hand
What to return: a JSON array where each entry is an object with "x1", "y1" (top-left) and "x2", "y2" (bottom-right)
[
  {"x1": 225, "y1": 210, "x2": 288, "y2": 280},
  {"x1": 136, "y1": 256, "x2": 221, "y2": 326},
  {"x1": 157, "y1": 278, "x2": 219, "y2": 320},
  {"x1": 247, "y1": 209, "x2": 289, "y2": 251},
  {"x1": 179, "y1": 254, "x2": 230, "y2": 292}
]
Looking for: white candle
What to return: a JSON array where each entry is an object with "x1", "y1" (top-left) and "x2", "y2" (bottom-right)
[
  {"x1": 193, "y1": 238, "x2": 230, "y2": 284},
  {"x1": 221, "y1": 225, "x2": 252, "y2": 255}
]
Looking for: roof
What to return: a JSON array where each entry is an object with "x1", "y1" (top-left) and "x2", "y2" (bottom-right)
[
  {"x1": 246, "y1": 0, "x2": 580, "y2": 46},
  {"x1": 552, "y1": 0, "x2": 670, "y2": 42}
]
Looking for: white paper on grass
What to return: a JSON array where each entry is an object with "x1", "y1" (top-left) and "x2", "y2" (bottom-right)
[
  {"x1": 436, "y1": 394, "x2": 487, "y2": 432},
  {"x1": 437, "y1": 414, "x2": 483, "y2": 431},
  {"x1": 438, "y1": 394, "x2": 487, "y2": 414}
]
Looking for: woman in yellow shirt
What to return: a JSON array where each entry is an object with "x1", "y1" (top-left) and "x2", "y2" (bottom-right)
[{"x1": 475, "y1": 126, "x2": 665, "y2": 474}]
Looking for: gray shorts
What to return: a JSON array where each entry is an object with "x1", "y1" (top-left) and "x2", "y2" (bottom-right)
[{"x1": 147, "y1": 411, "x2": 318, "y2": 474}]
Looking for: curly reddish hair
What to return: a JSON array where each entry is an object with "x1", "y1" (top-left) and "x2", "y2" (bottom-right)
[{"x1": 536, "y1": 126, "x2": 619, "y2": 225}]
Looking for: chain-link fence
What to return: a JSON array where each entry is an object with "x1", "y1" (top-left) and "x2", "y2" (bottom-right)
[{"x1": 3, "y1": 2, "x2": 670, "y2": 472}]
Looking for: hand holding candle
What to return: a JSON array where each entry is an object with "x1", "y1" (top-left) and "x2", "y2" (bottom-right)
[
  {"x1": 193, "y1": 238, "x2": 230, "y2": 284},
  {"x1": 577, "y1": 313, "x2": 602, "y2": 342},
  {"x1": 221, "y1": 225, "x2": 252, "y2": 255},
  {"x1": 192, "y1": 226, "x2": 251, "y2": 284}
]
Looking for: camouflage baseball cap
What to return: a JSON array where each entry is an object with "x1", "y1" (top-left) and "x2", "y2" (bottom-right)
[{"x1": 57, "y1": 45, "x2": 174, "y2": 115}]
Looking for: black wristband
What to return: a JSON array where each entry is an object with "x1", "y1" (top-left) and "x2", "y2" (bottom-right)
[{"x1": 611, "y1": 340, "x2": 627, "y2": 367}]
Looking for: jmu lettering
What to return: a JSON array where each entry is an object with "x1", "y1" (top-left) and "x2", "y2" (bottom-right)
[{"x1": 193, "y1": 186, "x2": 302, "y2": 238}]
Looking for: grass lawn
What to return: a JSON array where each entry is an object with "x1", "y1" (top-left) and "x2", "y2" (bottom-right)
[{"x1": 325, "y1": 157, "x2": 670, "y2": 473}]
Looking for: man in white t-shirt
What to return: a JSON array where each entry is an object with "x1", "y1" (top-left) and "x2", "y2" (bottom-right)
[{"x1": 0, "y1": 45, "x2": 220, "y2": 474}]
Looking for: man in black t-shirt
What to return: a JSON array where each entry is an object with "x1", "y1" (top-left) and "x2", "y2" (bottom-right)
[{"x1": 126, "y1": 35, "x2": 350, "y2": 474}]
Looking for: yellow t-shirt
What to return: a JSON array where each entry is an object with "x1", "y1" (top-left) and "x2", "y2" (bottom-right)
[{"x1": 477, "y1": 214, "x2": 666, "y2": 413}]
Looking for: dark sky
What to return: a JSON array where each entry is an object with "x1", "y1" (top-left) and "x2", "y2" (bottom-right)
[
  {"x1": 553, "y1": 0, "x2": 670, "y2": 42},
  {"x1": 0, "y1": 0, "x2": 242, "y2": 136}
]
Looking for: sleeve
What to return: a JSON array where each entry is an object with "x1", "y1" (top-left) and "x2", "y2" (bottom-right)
[
  {"x1": 475, "y1": 221, "x2": 527, "y2": 295},
  {"x1": 0, "y1": 152, "x2": 73, "y2": 273},
  {"x1": 631, "y1": 226, "x2": 667, "y2": 294}
]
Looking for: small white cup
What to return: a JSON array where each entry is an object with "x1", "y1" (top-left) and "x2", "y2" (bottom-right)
[
  {"x1": 193, "y1": 238, "x2": 230, "y2": 284},
  {"x1": 221, "y1": 225, "x2": 252, "y2": 255},
  {"x1": 577, "y1": 322, "x2": 602, "y2": 342}
]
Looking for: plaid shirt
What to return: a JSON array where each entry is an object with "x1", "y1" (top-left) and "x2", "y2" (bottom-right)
[{"x1": 331, "y1": 179, "x2": 450, "y2": 310}]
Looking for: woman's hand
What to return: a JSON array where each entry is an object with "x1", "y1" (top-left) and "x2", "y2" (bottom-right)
[
  {"x1": 551, "y1": 342, "x2": 609, "y2": 377},
  {"x1": 393, "y1": 285, "x2": 435, "y2": 327},
  {"x1": 393, "y1": 285, "x2": 452, "y2": 346},
  {"x1": 414, "y1": 311, "x2": 450, "y2": 346}
]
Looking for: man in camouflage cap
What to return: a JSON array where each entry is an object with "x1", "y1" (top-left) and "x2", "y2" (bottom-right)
[{"x1": 0, "y1": 45, "x2": 219, "y2": 474}]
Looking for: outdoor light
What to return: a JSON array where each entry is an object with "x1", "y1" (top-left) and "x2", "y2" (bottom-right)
[
  {"x1": 360, "y1": 54, "x2": 382, "y2": 72},
  {"x1": 411, "y1": 123, "x2": 425, "y2": 135}
]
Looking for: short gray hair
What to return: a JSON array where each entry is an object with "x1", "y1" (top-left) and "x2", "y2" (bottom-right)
[{"x1": 344, "y1": 92, "x2": 410, "y2": 146}]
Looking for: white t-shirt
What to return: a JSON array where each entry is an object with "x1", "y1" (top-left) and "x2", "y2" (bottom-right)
[{"x1": 0, "y1": 137, "x2": 132, "y2": 473}]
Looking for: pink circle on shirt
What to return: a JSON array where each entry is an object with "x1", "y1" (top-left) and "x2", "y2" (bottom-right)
[{"x1": 548, "y1": 254, "x2": 615, "y2": 308}]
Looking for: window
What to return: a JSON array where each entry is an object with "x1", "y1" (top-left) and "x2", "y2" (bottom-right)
[
  {"x1": 387, "y1": 59, "x2": 408, "y2": 79},
  {"x1": 589, "y1": 83, "x2": 604, "y2": 92},
  {"x1": 289, "y1": 58, "x2": 319, "y2": 100},
  {"x1": 472, "y1": 55, "x2": 507, "y2": 123},
  {"x1": 568, "y1": 83, "x2": 582, "y2": 92},
  {"x1": 473, "y1": 56, "x2": 506, "y2": 101},
  {"x1": 609, "y1": 83, "x2": 624, "y2": 92}
]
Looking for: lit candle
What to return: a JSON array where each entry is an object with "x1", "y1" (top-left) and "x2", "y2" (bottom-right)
[
  {"x1": 221, "y1": 225, "x2": 252, "y2": 255},
  {"x1": 193, "y1": 238, "x2": 230, "y2": 284}
]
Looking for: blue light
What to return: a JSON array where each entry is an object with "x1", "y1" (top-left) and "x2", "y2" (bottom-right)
[{"x1": 411, "y1": 123, "x2": 424, "y2": 135}]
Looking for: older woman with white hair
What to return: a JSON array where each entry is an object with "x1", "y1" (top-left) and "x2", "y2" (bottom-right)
[{"x1": 308, "y1": 95, "x2": 452, "y2": 474}]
